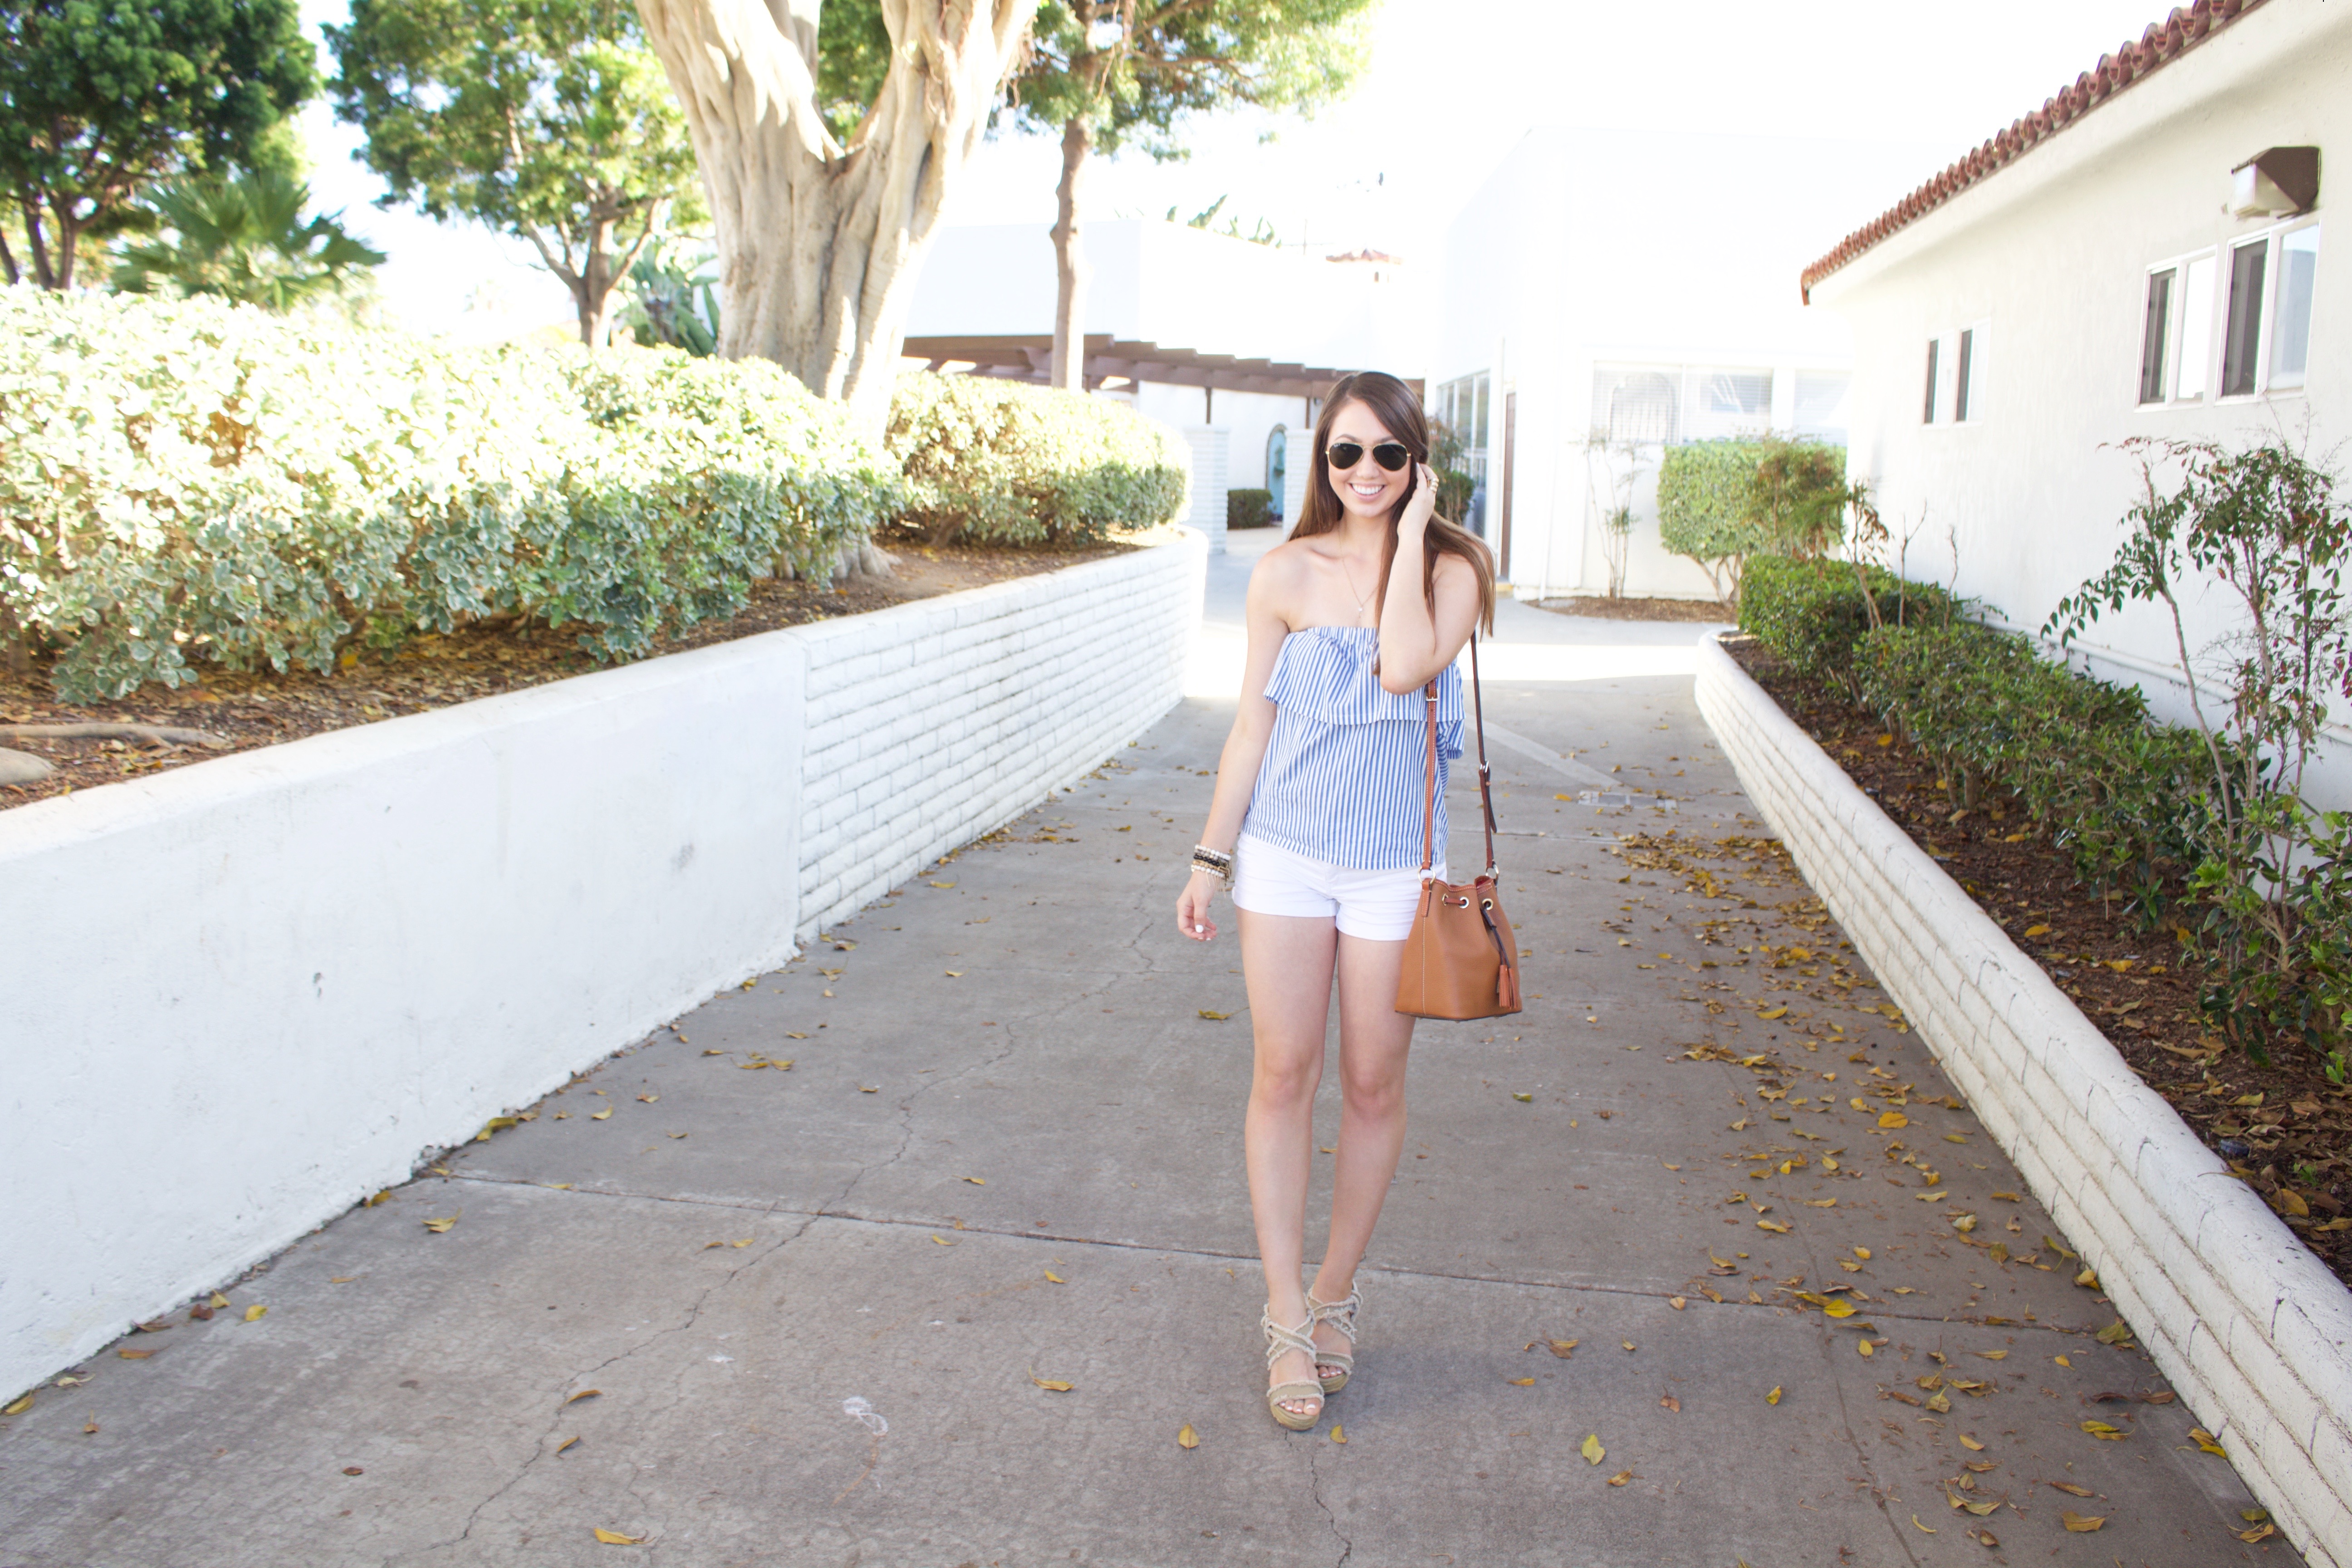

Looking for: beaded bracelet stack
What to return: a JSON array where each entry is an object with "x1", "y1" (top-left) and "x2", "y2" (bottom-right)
[{"x1": 1190, "y1": 844, "x2": 1234, "y2": 886}]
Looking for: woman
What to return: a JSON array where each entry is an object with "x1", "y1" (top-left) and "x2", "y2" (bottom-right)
[{"x1": 1176, "y1": 371, "x2": 1495, "y2": 1430}]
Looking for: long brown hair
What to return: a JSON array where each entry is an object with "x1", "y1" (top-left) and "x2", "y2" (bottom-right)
[{"x1": 1294, "y1": 371, "x2": 1496, "y2": 633}]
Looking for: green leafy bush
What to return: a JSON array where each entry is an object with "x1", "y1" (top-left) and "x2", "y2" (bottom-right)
[
  {"x1": 1227, "y1": 488, "x2": 1274, "y2": 529},
  {"x1": 1738, "y1": 556, "x2": 1955, "y2": 696},
  {"x1": 1662, "y1": 438, "x2": 1852, "y2": 602},
  {"x1": 1857, "y1": 622, "x2": 2208, "y2": 918},
  {"x1": 1660, "y1": 440, "x2": 1767, "y2": 600},
  {"x1": 0, "y1": 289, "x2": 897, "y2": 700},
  {"x1": 885, "y1": 373, "x2": 1189, "y2": 547}
]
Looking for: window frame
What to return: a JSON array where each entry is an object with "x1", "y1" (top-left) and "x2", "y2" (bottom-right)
[{"x1": 2137, "y1": 219, "x2": 2319, "y2": 410}]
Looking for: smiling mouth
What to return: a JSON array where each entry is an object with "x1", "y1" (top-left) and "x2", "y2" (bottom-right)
[{"x1": 1348, "y1": 480, "x2": 1386, "y2": 498}]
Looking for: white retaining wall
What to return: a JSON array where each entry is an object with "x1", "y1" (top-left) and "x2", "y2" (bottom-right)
[
  {"x1": 0, "y1": 535, "x2": 1206, "y2": 1403},
  {"x1": 1694, "y1": 632, "x2": 2352, "y2": 1567}
]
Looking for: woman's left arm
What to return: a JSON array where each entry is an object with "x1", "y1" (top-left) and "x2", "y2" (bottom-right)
[{"x1": 1377, "y1": 463, "x2": 1483, "y2": 693}]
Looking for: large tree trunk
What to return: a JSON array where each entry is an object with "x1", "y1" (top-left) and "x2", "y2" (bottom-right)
[
  {"x1": 1048, "y1": 113, "x2": 1092, "y2": 392},
  {"x1": 634, "y1": 0, "x2": 1034, "y2": 427}
]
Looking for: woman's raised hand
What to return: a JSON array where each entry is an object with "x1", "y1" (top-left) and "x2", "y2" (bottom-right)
[
  {"x1": 1400, "y1": 461, "x2": 1439, "y2": 536},
  {"x1": 1176, "y1": 868, "x2": 1220, "y2": 942}
]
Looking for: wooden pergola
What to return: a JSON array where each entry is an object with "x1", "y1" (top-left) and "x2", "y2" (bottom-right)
[{"x1": 899, "y1": 334, "x2": 1416, "y2": 403}]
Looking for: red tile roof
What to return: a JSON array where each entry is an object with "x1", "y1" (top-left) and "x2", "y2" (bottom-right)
[{"x1": 1799, "y1": 0, "x2": 2275, "y2": 302}]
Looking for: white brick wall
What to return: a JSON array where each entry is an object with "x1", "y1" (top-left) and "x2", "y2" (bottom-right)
[
  {"x1": 1184, "y1": 426, "x2": 1230, "y2": 555},
  {"x1": 0, "y1": 534, "x2": 1205, "y2": 1404},
  {"x1": 1694, "y1": 632, "x2": 2352, "y2": 1568}
]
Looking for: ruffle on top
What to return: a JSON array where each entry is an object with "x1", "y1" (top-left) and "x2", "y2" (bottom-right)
[{"x1": 1262, "y1": 625, "x2": 1463, "y2": 759}]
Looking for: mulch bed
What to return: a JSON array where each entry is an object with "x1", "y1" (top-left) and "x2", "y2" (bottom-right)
[
  {"x1": 1535, "y1": 594, "x2": 1732, "y2": 623},
  {"x1": 0, "y1": 537, "x2": 1130, "y2": 813},
  {"x1": 1724, "y1": 633, "x2": 2352, "y2": 1292}
]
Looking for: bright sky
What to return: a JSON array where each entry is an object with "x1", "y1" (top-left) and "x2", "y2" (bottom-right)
[{"x1": 297, "y1": 0, "x2": 2180, "y2": 335}]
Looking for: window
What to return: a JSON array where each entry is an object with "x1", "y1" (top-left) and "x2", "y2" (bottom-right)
[
  {"x1": 1589, "y1": 363, "x2": 1776, "y2": 446},
  {"x1": 1955, "y1": 328, "x2": 1977, "y2": 421},
  {"x1": 1604, "y1": 372, "x2": 1677, "y2": 444},
  {"x1": 1921, "y1": 338, "x2": 1940, "y2": 424},
  {"x1": 2175, "y1": 253, "x2": 2217, "y2": 401},
  {"x1": 2271, "y1": 224, "x2": 2321, "y2": 389},
  {"x1": 2222, "y1": 238, "x2": 2269, "y2": 397},
  {"x1": 1435, "y1": 372, "x2": 1491, "y2": 530},
  {"x1": 2139, "y1": 268, "x2": 2175, "y2": 403},
  {"x1": 1793, "y1": 371, "x2": 1851, "y2": 441},
  {"x1": 1265, "y1": 426, "x2": 1287, "y2": 519}
]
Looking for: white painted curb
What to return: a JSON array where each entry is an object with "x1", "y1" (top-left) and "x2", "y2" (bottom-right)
[
  {"x1": 1694, "y1": 631, "x2": 2352, "y2": 1567},
  {"x1": 0, "y1": 534, "x2": 1206, "y2": 1403}
]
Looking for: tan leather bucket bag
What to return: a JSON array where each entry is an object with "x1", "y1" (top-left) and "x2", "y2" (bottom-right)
[{"x1": 1395, "y1": 637, "x2": 1522, "y2": 1021}]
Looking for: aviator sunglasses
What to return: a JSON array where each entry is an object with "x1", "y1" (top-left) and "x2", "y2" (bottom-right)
[{"x1": 1326, "y1": 439, "x2": 1412, "y2": 472}]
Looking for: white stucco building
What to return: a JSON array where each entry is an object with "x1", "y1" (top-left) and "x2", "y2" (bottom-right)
[
  {"x1": 902, "y1": 219, "x2": 1431, "y2": 550},
  {"x1": 1426, "y1": 127, "x2": 1941, "y2": 602},
  {"x1": 1805, "y1": 0, "x2": 2342, "y2": 785}
]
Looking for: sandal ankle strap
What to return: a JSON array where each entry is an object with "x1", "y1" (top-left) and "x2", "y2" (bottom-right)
[{"x1": 1260, "y1": 1307, "x2": 1318, "y2": 1369}]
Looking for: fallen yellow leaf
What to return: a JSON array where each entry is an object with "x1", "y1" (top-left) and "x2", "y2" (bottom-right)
[
  {"x1": 1757, "y1": 1219, "x2": 1790, "y2": 1234},
  {"x1": 931, "y1": 1235, "x2": 955, "y2": 1246},
  {"x1": 1911, "y1": 1513, "x2": 1936, "y2": 1534},
  {"x1": 2081, "y1": 1420, "x2": 2126, "y2": 1440},
  {"x1": 1852, "y1": 1246, "x2": 1870, "y2": 1259},
  {"x1": 945, "y1": 971, "x2": 964, "y2": 978},
  {"x1": 1028, "y1": 1370, "x2": 1073, "y2": 1392},
  {"x1": 1197, "y1": 1009, "x2": 1232, "y2": 1020},
  {"x1": 1508, "y1": 1377, "x2": 1536, "y2": 1386},
  {"x1": 2190, "y1": 1427, "x2": 2227, "y2": 1456},
  {"x1": 1044, "y1": 1271, "x2": 1065, "y2": 1284},
  {"x1": 210, "y1": 1292, "x2": 230, "y2": 1308},
  {"x1": 1958, "y1": 1433, "x2": 1984, "y2": 1451},
  {"x1": 1668, "y1": 1296, "x2": 1686, "y2": 1310},
  {"x1": 962, "y1": 1176, "x2": 985, "y2": 1185},
  {"x1": 243, "y1": 1303, "x2": 267, "y2": 1322},
  {"x1": 556, "y1": 1436, "x2": 579, "y2": 1455},
  {"x1": 2024, "y1": 924, "x2": 2050, "y2": 937},
  {"x1": 1758, "y1": 1006, "x2": 1788, "y2": 1020},
  {"x1": 1547, "y1": 1338, "x2": 1578, "y2": 1358},
  {"x1": 566, "y1": 1389, "x2": 601, "y2": 1404},
  {"x1": 1858, "y1": 1340, "x2": 1875, "y2": 1358},
  {"x1": 2049, "y1": 1481, "x2": 2093, "y2": 1497},
  {"x1": 1621, "y1": 1340, "x2": 1636, "y2": 1352},
  {"x1": 1820, "y1": 1297, "x2": 1855, "y2": 1319},
  {"x1": 591, "y1": 1108, "x2": 612, "y2": 1120},
  {"x1": 636, "y1": 1093, "x2": 658, "y2": 1104},
  {"x1": 2060, "y1": 1512, "x2": 2106, "y2": 1533},
  {"x1": 1606, "y1": 1469, "x2": 1633, "y2": 1486},
  {"x1": 593, "y1": 1527, "x2": 644, "y2": 1545},
  {"x1": 1766, "y1": 1386, "x2": 1783, "y2": 1405},
  {"x1": 1581, "y1": 1433, "x2": 1605, "y2": 1465},
  {"x1": 1878, "y1": 1111, "x2": 1909, "y2": 1129},
  {"x1": 422, "y1": 1215, "x2": 458, "y2": 1233},
  {"x1": 2, "y1": 1393, "x2": 32, "y2": 1416},
  {"x1": 1178, "y1": 1423, "x2": 1199, "y2": 1449},
  {"x1": 930, "y1": 880, "x2": 955, "y2": 888},
  {"x1": 2241, "y1": 1522, "x2": 2279, "y2": 1544},
  {"x1": 118, "y1": 1348, "x2": 153, "y2": 1359},
  {"x1": 1331, "y1": 1423, "x2": 1346, "y2": 1444}
]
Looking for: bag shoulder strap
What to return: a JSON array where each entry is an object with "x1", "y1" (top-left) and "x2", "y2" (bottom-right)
[{"x1": 1418, "y1": 634, "x2": 1500, "y2": 877}]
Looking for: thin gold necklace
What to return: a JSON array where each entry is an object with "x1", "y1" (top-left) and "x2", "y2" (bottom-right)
[{"x1": 1337, "y1": 552, "x2": 1377, "y2": 623}]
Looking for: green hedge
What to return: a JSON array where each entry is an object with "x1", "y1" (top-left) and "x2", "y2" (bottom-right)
[
  {"x1": 0, "y1": 289, "x2": 899, "y2": 701},
  {"x1": 1856, "y1": 622, "x2": 2209, "y2": 911},
  {"x1": 886, "y1": 372, "x2": 1188, "y2": 547},
  {"x1": 1658, "y1": 439, "x2": 1769, "y2": 564},
  {"x1": 1737, "y1": 556, "x2": 1956, "y2": 693},
  {"x1": 1227, "y1": 487, "x2": 1274, "y2": 529}
]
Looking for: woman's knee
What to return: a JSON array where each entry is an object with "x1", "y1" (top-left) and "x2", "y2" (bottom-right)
[
  {"x1": 1251, "y1": 1051, "x2": 1322, "y2": 1110},
  {"x1": 1338, "y1": 1064, "x2": 1406, "y2": 1118}
]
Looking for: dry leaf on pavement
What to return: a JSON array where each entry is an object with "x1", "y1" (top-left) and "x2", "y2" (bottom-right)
[
  {"x1": 1581, "y1": 1434, "x2": 1605, "y2": 1465},
  {"x1": 1028, "y1": 1369, "x2": 1073, "y2": 1392},
  {"x1": 243, "y1": 1304, "x2": 267, "y2": 1322},
  {"x1": 1606, "y1": 1469, "x2": 1633, "y2": 1486},
  {"x1": 1766, "y1": 1386, "x2": 1783, "y2": 1405},
  {"x1": 2060, "y1": 1512, "x2": 2106, "y2": 1532},
  {"x1": 423, "y1": 1215, "x2": 458, "y2": 1233},
  {"x1": 1177, "y1": 1423, "x2": 1199, "y2": 1449},
  {"x1": 593, "y1": 1527, "x2": 644, "y2": 1544}
]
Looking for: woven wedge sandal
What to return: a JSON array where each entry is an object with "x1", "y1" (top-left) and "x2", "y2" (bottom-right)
[
  {"x1": 1260, "y1": 1307, "x2": 1325, "y2": 1431},
  {"x1": 1306, "y1": 1285, "x2": 1361, "y2": 1394}
]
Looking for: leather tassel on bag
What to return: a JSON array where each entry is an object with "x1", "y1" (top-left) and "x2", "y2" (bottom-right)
[{"x1": 1394, "y1": 637, "x2": 1522, "y2": 1022}]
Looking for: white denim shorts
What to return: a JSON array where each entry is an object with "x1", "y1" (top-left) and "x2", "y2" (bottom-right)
[{"x1": 1230, "y1": 832, "x2": 1441, "y2": 942}]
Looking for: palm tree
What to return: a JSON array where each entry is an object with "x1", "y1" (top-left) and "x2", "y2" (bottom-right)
[{"x1": 112, "y1": 168, "x2": 384, "y2": 311}]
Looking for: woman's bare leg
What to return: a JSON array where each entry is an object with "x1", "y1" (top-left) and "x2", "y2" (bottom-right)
[
  {"x1": 1239, "y1": 908, "x2": 1338, "y2": 1419},
  {"x1": 1310, "y1": 932, "x2": 1414, "y2": 1371}
]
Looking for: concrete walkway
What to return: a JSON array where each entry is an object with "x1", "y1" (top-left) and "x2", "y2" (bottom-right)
[{"x1": 3, "y1": 537, "x2": 2294, "y2": 1567}]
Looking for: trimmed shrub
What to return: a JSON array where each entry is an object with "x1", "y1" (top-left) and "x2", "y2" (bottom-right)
[
  {"x1": 1658, "y1": 439, "x2": 1767, "y2": 595},
  {"x1": 886, "y1": 373, "x2": 1188, "y2": 547},
  {"x1": 1737, "y1": 556, "x2": 1955, "y2": 695},
  {"x1": 1857, "y1": 622, "x2": 2209, "y2": 915},
  {"x1": 0, "y1": 289, "x2": 898, "y2": 701},
  {"x1": 1227, "y1": 487, "x2": 1274, "y2": 529}
]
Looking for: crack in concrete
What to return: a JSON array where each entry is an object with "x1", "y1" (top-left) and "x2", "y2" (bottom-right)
[{"x1": 1308, "y1": 1440, "x2": 1352, "y2": 1567}]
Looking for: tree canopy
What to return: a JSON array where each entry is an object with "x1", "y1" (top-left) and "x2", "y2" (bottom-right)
[
  {"x1": 327, "y1": 0, "x2": 703, "y2": 346},
  {"x1": 0, "y1": 0, "x2": 317, "y2": 289}
]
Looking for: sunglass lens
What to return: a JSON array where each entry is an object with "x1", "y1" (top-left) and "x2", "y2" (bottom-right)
[{"x1": 1326, "y1": 440, "x2": 1413, "y2": 472}]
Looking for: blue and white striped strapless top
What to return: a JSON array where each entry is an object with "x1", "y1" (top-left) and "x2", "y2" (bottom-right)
[{"x1": 1242, "y1": 625, "x2": 1464, "y2": 870}]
